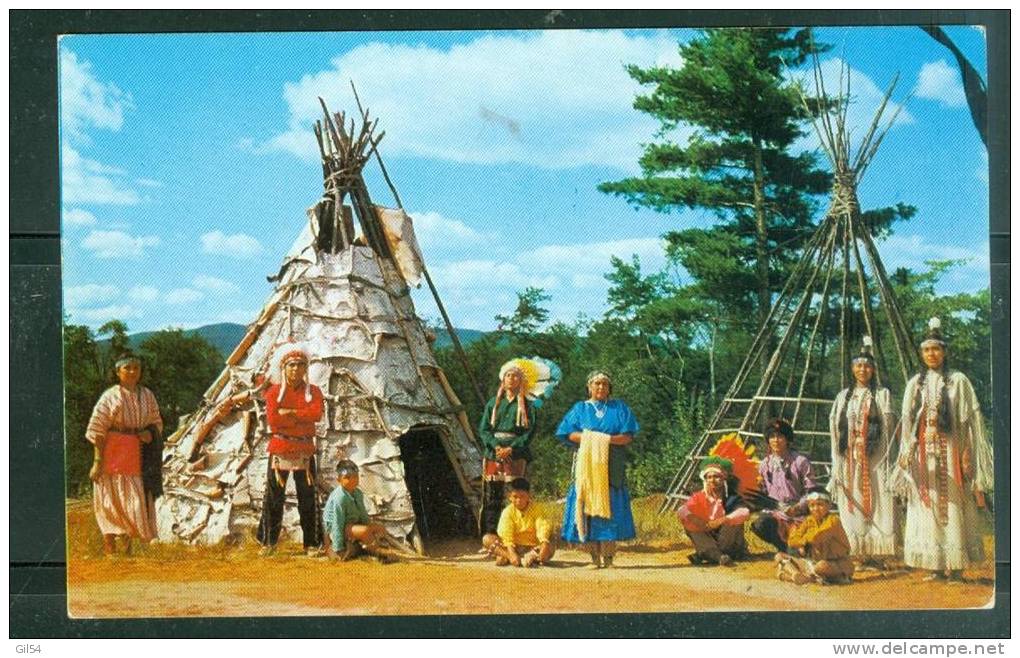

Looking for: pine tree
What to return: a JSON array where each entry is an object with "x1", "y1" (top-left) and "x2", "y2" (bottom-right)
[{"x1": 600, "y1": 27, "x2": 832, "y2": 329}]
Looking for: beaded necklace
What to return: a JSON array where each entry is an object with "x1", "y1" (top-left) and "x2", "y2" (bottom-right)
[
  {"x1": 919, "y1": 371, "x2": 949, "y2": 526},
  {"x1": 845, "y1": 386, "x2": 874, "y2": 518},
  {"x1": 586, "y1": 399, "x2": 608, "y2": 419}
]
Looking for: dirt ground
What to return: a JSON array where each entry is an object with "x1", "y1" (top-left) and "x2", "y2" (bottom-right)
[{"x1": 65, "y1": 501, "x2": 995, "y2": 618}]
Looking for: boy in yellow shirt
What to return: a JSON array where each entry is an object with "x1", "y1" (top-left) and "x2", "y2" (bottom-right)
[{"x1": 481, "y1": 478, "x2": 555, "y2": 567}]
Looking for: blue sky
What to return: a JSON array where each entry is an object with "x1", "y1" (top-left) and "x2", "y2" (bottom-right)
[{"x1": 60, "y1": 26, "x2": 990, "y2": 333}]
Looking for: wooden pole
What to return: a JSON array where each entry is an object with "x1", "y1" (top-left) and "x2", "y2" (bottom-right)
[
  {"x1": 846, "y1": 214, "x2": 885, "y2": 388},
  {"x1": 348, "y1": 81, "x2": 484, "y2": 408},
  {"x1": 792, "y1": 233, "x2": 837, "y2": 425}
]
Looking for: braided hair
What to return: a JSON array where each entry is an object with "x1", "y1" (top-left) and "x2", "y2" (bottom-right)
[
  {"x1": 836, "y1": 373, "x2": 883, "y2": 456},
  {"x1": 908, "y1": 358, "x2": 953, "y2": 435}
]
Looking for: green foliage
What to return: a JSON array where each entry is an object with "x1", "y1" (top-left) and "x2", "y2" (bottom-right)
[
  {"x1": 139, "y1": 329, "x2": 224, "y2": 428},
  {"x1": 97, "y1": 319, "x2": 130, "y2": 372},
  {"x1": 63, "y1": 322, "x2": 106, "y2": 496},
  {"x1": 63, "y1": 321, "x2": 224, "y2": 494},
  {"x1": 605, "y1": 255, "x2": 669, "y2": 319},
  {"x1": 599, "y1": 27, "x2": 832, "y2": 354},
  {"x1": 861, "y1": 203, "x2": 917, "y2": 238},
  {"x1": 495, "y1": 287, "x2": 551, "y2": 337},
  {"x1": 890, "y1": 260, "x2": 993, "y2": 414}
]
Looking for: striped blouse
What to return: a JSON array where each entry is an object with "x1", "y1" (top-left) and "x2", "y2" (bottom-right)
[{"x1": 86, "y1": 385, "x2": 163, "y2": 444}]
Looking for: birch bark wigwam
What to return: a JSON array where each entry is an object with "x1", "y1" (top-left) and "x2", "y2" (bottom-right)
[
  {"x1": 661, "y1": 55, "x2": 917, "y2": 513},
  {"x1": 158, "y1": 95, "x2": 485, "y2": 550}
]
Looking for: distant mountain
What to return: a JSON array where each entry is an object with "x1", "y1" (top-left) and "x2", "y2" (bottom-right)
[
  {"x1": 432, "y1": 327, "x2": 486, "y2": 350},
  {"x1": 118, "y1": 323, "x2": 485, "y2": 358},
  {"x1": 117, "y1": 323, "x2": 249, "y2": 358}
]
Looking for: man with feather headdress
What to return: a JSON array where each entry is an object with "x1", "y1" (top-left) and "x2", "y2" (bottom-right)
[
  {"x1": 677, "y1": 456, "x2": 750, "y2": 566},
  {"x1": 477, "y1": 357, "x2": 559, "y2": 536}
]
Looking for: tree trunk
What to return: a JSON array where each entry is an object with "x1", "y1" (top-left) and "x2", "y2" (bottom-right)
[
  {"x1": 708, "y1": 321, "x2": 717, "y2": 407},
  {"x1": 751, "y1": 139, "x2": 772, "y2": 374}
]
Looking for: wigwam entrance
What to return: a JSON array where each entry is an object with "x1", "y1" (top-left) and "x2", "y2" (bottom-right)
[{"x1": 398, "y1": 426, "x2": 476, "y2": 550}]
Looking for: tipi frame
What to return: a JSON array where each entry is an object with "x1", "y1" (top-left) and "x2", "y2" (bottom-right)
[{"x1": 660, "y1": 55, "x2": 917, "y2": 512}]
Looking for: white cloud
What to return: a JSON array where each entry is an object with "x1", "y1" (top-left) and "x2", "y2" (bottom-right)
[
  {"x1": 128, "y1": 285, "x2": 160, "y2": 302},
  {"x1": 200, "y1": 230, "x2": 265, "y2": 259},
  {"x1": 81, "y1": 229, "x2": 159, "y2": 259},
  {"x1": 913, "y1": 59, "x2": 967, "y2": 108},
  {"x1": 788, "y1": 58, "x2": 914, "y2": 157},
  {"x1": 260, "y1": 30, "x2": 683, "y2": 171},
  {"x1": 62, "y1": 144, "x2": 141, "y2": 205},
  {"x1": 429, "y1": 259, "x2": 561, "y2": 293},
  {"x1": 877, "y1": 233, "x2": 989, "y2": 293},
  {"x1": 418, "y1": 235, "x2": 670, "y2": 329},
  {"x1": 429, "y1": 236, "x2": 666, "y2": 296},
  {"x1": 59, "y1": 49, "x2": 134, "y2": 142},
  {"x1": 65, "y1": 283, "x2": 119, "y2": 306},
  {"x1": 59, "y1": 50, "x2": 141, "y2": 206},
  {"x1": 63, "y1": 207, "x2": 97, "y2": 226},
  {"x1": 522, "y1": 238, "x2": 665, "y2": 281},
  {"x1": 410, "y1": 211, "x2": 493, "y2": 250},
  {"x1": 66, "y1": 304, "x2": 140, "y2": 324},
  {"x1": 192, "y1": 275, "x2": 240, "y2": 294},
  {"x1": 165, "y1": 288, "x2": 205, "y2": 304}
]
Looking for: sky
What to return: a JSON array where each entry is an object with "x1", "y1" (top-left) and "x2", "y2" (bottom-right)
[{"x1": 59, "y1": 25, "x2": 991, "y2": 334}]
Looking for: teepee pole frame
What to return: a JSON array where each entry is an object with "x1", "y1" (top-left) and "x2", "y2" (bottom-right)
[
  {"x1": 348, "y1": 82, "x2": 487, "y2": 409},
  {"x1": 660, "y1": 53, "x2": 918, "y2": 514}
]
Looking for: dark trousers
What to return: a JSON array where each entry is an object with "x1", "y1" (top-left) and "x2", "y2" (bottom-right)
[
  {"x1": 257, "y1": 456, "x2": 321, "y2": 548},
  {"x1": 751, "y1": 514, "x2": 787, "y2": 552},
  {"x1": 481, "y1": 480, "x2": 507, "y2": 536},
  {"x1": 686, "y1": 525, "x2": 746, "y2": 563}
]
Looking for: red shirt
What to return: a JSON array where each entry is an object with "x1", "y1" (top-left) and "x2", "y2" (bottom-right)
[
  {"x1": 677, "y1": 489, "x2": 750, "y2": 533},
  {"x1": 264, "y1": 383, "x2": 324, "y2": 456}
]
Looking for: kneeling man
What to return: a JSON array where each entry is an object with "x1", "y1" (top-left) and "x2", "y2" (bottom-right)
[{"x1": 482, "y1": 478, "x2": 555, "y2": 567}]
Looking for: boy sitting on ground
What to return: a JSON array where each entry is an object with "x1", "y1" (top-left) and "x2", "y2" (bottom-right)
[
  {"x1": 775, "y1": 489, "x2": 855, "y2": 585},
  {"x1": 481, "y1": 478, "x2": 555, "y2": 567},
  {"x1": 678, "y1": 456, "x2": 750, "y2": 566},
  {"x1": 323, "y1": 459, "x2": 406, "y2": 563}
]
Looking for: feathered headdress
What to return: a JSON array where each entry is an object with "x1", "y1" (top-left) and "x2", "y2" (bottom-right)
[
  {"x1": 698, "y1": 455, "x2": 734, "y2": 498},
  {"x1": 491, "y1": 356, "x2": 561, "y2": 429},
  {"x1": 852, "y1": 335, "x2": 876, "y2": 364},
  {"x1": 708, "y1": 433, "x2": 757, "y2": 495},
  {"x1": 920, "y1": 316, "x2": 946, "y2": 348},
  {"x1": 707, "y1": 433, "x2": 780, "y2": 511},
  {"x1": 269, "y1": 341, "x2": 313, "y2": 404}
]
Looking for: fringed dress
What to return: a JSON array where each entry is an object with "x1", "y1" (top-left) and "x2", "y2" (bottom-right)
[
  {"x1": 828, "y1": 385, "x2": 897, "y2": 558},
  {"x1": 85, "y1": 384, "x2": 163, "y2": 539},
  {"x1": 893, "y1": 370, "x2": 994, "y2": 571}
]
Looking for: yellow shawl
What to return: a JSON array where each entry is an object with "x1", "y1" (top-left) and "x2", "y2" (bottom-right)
[{"x1": 575, "y1": 429, "x2": 612, "y2": 541}]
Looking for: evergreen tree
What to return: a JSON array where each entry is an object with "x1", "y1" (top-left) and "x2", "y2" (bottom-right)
[
  {"x1": 63, "y1": 322, "x2": 106, "y2": 495},
  {"x1": 495, "y1": 287, "x2": 550, "y2": 337},
  {"x1": 600, "y1": 27, "x2": 832, "y2": 330},
  {"x1": 97, "y1": 320, "x2": 130, "y2": 361},
  {"x1": 139, "y1": 328, "x2": 223, "y2": 430}
]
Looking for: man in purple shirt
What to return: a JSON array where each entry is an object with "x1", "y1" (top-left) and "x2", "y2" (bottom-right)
[{"x1": 751, "y1": 419, "x2": 817, "y2": 552}]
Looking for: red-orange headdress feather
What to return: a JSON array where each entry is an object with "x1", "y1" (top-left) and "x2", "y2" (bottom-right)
[{"x1": 708, "y1": 433, "x2": 759, "y2": 496}]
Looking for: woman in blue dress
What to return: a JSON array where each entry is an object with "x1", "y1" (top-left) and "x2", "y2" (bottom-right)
[{"x1": 556, "y1": 371, "x2": 639, "y2": 568}]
